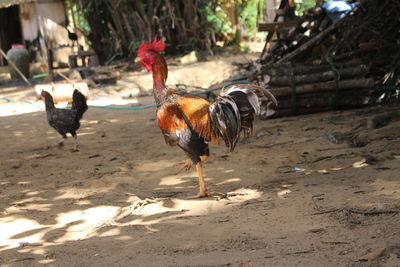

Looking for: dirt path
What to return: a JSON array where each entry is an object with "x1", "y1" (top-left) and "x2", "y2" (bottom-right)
[{"x1": 1, "y1": 55, "x2": 400, "y2": 266}]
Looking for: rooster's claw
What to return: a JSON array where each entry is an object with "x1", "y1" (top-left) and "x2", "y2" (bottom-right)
[{"x1": 174, "y1": 160, "x2": 193, "y2": 173}]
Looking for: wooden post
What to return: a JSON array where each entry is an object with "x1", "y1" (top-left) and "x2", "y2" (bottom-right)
[
  {"x1": 266, "y1": 0, "x2": 277, "y2": 23},
  {"x1": 260, "y1": 0, "x2": 287, "y2": 58}
]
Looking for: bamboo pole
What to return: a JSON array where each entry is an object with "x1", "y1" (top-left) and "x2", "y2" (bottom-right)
[
  {"x1": 269, "y1": 65, "x2": 368, "y2": 86},
  {"x1": 268, "y1": 78, "x2": 374, "y2": 97},
  {"x1": 0, "y1": 48, "x2": 31, "y2": 86}
]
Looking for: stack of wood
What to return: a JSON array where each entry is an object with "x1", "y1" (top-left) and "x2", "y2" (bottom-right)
[
  {"x1": 259, "y1": 3, "x2": 331, "y2": 63},
  {"x1": 231, "y1": 0, "x2": 400, "y2": 117},
  {"x1": 263, "y1": 60, "x2": 373, "y2": 117}
]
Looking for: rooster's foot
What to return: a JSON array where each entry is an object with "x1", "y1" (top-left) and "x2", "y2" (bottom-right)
[
  {"x1": 174, "y1": 160, "x2": 193, "y2": 173},
  {"x1": 187, "y1": 190, "x2": 209, "y2": 199}
]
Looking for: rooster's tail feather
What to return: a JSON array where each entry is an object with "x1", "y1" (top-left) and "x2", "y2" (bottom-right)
[
  {"x1": 209, "y1": 95, "x2": 241, "y2": 151},
  {"x1": 72, "y1": 89, "x2": 88, "y2": 120},
  {"x1": 209, "y1": 84, "x2": 277, "y2": 151}
]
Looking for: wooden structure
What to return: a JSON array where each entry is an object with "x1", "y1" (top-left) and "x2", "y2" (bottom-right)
[
  {"x1": 0, "y1": 0, "x2": 71, "y2": 67},
  {"x1": 258, "y1": 0, "x2": 299, "y2": 58},
  {"x1": 234, "y1": 0, "x2": 400, "y2": 116}
]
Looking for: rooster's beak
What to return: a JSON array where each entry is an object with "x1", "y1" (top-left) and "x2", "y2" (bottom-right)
[{"x1": 134, "y1": 57, "x2": 141, "y2": 63}]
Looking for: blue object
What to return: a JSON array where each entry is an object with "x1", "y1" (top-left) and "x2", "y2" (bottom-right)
[{"x1": 322, "y1": 0, "x2": 359, "y2": 22}]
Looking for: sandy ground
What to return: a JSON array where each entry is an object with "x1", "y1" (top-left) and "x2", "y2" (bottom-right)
[{"x1": 0, "y1": 54, "x2": 400, "y2": 266}]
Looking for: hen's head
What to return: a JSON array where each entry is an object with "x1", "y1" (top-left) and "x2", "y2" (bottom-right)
[
  {"x1": 136, "y1": 36, "x2": 166, "y2": 72},
  {"x1": 40, "y1": 90, "x2": 48, "y2": 99}
]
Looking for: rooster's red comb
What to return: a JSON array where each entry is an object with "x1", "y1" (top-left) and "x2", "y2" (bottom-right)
[{"x1": 137, "y1": 36, "x2": 166, "y2": 58}]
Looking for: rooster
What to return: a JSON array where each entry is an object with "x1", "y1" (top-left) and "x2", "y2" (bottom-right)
[
  {"x1": 136, "y1": 37, "x2": 277, "y2": 198},
  {"x1": 41, "y1": 89, "x2": 88, "y2": 151}
]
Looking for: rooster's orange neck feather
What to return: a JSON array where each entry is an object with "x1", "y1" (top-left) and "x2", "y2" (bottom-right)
[{"x1": 152, "y1": 54, "x2": 168, "y2": 92}]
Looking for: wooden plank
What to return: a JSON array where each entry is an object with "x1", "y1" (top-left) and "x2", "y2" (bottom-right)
[
  {"x1": 257, "y1": 21, "x2": 299, "y2": 32},
  {"x1": 268, "y1": 78, "x2": 374, "y2": 97},
  {"x1": 269, "y1": 65, "x2": 368, "y2": 86}
]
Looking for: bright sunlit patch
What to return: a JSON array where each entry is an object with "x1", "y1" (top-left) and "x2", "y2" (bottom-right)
[
  {"x1": 0, "y1": 187, "x2": 265, "y2": 252},
  {"x1": 87, "y1": 97, "x2": 138, "y2": 107},
  {"x1": 277, "y1": 189, "x2": 291, "y2": 198},
  {"x1": 353, "y1": 159, "x2": 368, "y2": 168},
  {"x1": 17, "y1": 181, "x2": 32, "y2": 185},
  {"x1": 12, "y1": 131, "x2": 24, "y2": 137},
  {"x1": 55, "y1": 206, "x2": 120, "y2": 242},
  {"x1": 86, "y1": 120, "x2": 100, "y2": 124},
  {"x1": 38, "y1": 259, "x2": 56, "y2": 264},
  {"x1": 74, "y1": 131, "x2": 96, "y2": 137},
  {"x1": 7, "y1": 203, "x2": 51, "y2": 212},
  {"x1": 159, "y1": 174, "x2": 193, "y2": 186},
  {"x1": 0, "y1": 103, "x2": 44, "y2": 117},
  {"x1": 223, "y1": 169, "x2": 234, "y2": 173},
  {"x1": 25, "y1": 191, "x2": 43, "y2": 197},
  {"x1": 0, "y1": 218, "x2": 45, "y2": 248},
  {"x1": 330, "y1": 167, "x2": 344, "y2": 171},
  {"x1": 75, "y1": 200, "x2": 91, "y2": 206}
]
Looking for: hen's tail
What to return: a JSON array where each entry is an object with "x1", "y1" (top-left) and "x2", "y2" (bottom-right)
[
  {"x1": 209, "y1": 84, "x2": 277, "y2": 151},
  {"x1": 72, "y1": 89, "x2": 88, "y2": 120}
]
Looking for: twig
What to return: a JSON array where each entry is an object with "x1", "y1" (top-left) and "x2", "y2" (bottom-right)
[
  {"x1": 308, "y1": 207, "x2": 400, "y2": 216},
  {"x1": 346, "y1": 208, "x2": 399, "y2": 216},
  {"x1": 56, "y1": 71, "x2": 75, "y2": 84},
  {"x1": 287, "y1": 249, "x2": 314, "y2": 255},
  {"x1": 308, "y1": 208, "x2": 342, "y2": 216},
  {"x1": 322, "y1": 241, "x2": 349, "y2": 245}
]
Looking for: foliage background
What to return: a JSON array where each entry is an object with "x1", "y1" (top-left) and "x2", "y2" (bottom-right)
[{"x1": 67, "y1": 0, "x2": 316, "y2": 63}]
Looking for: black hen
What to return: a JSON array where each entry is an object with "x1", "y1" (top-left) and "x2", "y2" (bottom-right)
[
  {"x1": 67, "y1": 29, "x2": 78, "y2": 41},
  {"x1": 42, "y1": 89, "x2": 88, "y2": 151}
]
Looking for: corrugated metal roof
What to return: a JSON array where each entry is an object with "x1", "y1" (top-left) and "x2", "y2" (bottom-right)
[{"x1": 0, "y1": 0, "x2": 35, "y2": 8}]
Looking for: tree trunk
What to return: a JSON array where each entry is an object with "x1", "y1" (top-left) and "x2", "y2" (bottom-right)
[{"x1": 224, "y1": 0, "x2": 241, "y2": 44}]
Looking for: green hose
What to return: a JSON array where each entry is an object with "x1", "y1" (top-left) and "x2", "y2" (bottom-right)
[{"x1": 2, "y1": 80, "x2": 252, "y2": 111}]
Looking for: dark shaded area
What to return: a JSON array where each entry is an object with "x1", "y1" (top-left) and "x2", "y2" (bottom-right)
[
  {"x1": 0, "y1": 5, "x2": 23, "y2": 66},
  {"x1": 70, "y1": 0, "x2": 215, "y2": 64}
]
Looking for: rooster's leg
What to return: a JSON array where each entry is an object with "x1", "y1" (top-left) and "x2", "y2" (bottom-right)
[
  {"x1": 72, "y1": 134, "x2": 79, "y2": 152},
  {"x1": 188, "y1": 161, "x2": 209, "y2": 199},
  {"x1": 58, "y1": 136, "x2": 66, "y2": 148}
]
